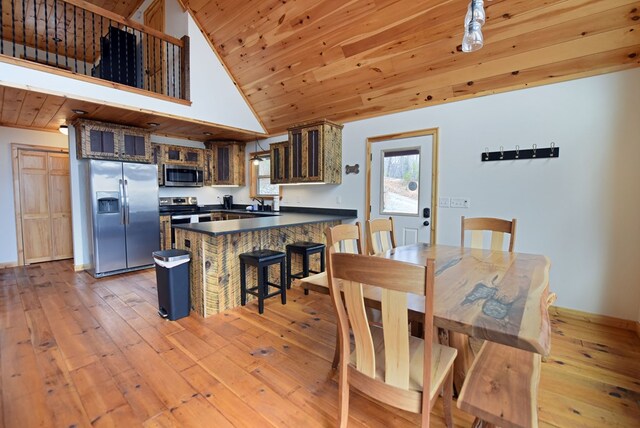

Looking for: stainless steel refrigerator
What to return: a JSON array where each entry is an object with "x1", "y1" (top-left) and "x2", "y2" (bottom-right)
[{"x1": 88, "y1": 160, "x2": 160, "y2": 277}]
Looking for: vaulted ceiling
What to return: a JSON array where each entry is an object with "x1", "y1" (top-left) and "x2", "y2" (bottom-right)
[{"x1": 178, "y1": 0, "x2": 640, "y2": 134}]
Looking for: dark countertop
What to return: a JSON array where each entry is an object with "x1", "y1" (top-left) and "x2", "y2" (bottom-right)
[{"x1": 172, "y1": 212, "x2": 355, "y2": 236}]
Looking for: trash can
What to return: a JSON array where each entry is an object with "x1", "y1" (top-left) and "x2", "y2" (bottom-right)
[{"x1": 153, "y1": 249, "x2": 191, "y2": 321}]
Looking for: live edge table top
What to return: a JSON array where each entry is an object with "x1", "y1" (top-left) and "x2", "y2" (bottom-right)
[{"x1": 304, "y1": 243, "x2": 551, "y2": 355}]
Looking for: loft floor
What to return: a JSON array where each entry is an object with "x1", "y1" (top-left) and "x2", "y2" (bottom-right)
[{"x1": 1, "y1": 261, "x2": 639, "y2": 427}]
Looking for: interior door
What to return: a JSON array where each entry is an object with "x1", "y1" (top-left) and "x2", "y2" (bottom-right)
[
  {"x1": 48, "y1": 153, "x2": 73, "y2": 260},
  {"x1": 123, "y1": 163, "x2": 160, "y2": 268},
  {"x1": 144, "y1": 0, "x2": 166, "y2": 94},
  {"x1": 18, "y1": 150, "x2": 52, "y2": 263},
  {"x1": 369, "y1": 134, "x2": 436, "y2": 246}
]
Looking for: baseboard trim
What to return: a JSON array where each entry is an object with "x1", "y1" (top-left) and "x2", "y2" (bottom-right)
[
  {"x1": 0, "y1": 261, "x2": 18, "y2": 269},
  {"x1": 550, "y1": 305, "x2": 637, "y2": 331},
  {"x1": 73, "y1": 263, "x2": 91, "y2": 272}
]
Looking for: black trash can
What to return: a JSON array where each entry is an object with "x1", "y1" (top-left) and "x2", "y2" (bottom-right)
[{"x1": 153, "y1": 249, "x2": 191, "y2": 321}]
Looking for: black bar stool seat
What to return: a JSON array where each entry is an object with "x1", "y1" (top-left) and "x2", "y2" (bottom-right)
[
  {"x1": 240, "y1": 249, "x2": 286, "y2": 314},
  {"x1": 286, "y1": 241, "x2": 326, "y2": 295}
]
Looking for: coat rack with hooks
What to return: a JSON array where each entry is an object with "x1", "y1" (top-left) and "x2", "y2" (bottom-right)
[{"x1": 481, "y1": 143, "x2": 560, "y2": 162}]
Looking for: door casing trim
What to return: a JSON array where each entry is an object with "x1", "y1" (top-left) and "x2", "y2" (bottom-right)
[
  {"x1": 365, "y1": 128, "x2": 439, "y2": 245},
  {"x1": 11, "y1": 143, "x2": 69, "y2": 266}
]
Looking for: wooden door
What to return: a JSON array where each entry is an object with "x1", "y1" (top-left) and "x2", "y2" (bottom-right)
[
  {"x1": 47, "y1": 153, "x2": 73, "y2": 260},
  {"x1": 144, "y1": 0, "x2": 166, "y2": 94},
  {"x1": 18, "y1": 151, "x2": 52, "y2": 263},
  {"x1": 16, "y1": 148, "x2": 73, "y2": 264}
]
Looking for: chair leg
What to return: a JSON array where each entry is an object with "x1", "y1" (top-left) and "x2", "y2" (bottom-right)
[
  {"x1": 449, "y1": 331, "x2": 475, "y2": 394},
  {"x1": 442, "y1": 368, "x2": 454, "y2": 428},
  {"x1": 240, "y1": 261, "x2": 247, "y2": 306},
  {"x1": 257, "y1": 265, "x2": 265, "y2": 314},
  {"x1": 286, "y1": 249, "x2": 292, "y2": 288},
  {"x1": 337, "y1": 358, "x2": 350, "y2": 428},
  {"x1": 280, "y1": 260, "x2": 286, "y2": 305}
]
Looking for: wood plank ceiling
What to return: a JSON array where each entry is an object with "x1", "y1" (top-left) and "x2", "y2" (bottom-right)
[
  {"x1": 0, "y1": 85, "x2": 258, "y2": 141},
  {"x1": 180, "y1": 0, "x2": 640, "y2": 134}
]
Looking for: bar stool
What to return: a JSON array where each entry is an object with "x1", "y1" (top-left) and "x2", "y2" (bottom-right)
[
  {"x1": 286, "y1": 242, "x2": 326, "y2": 295},
  {"x1": 239, "y1": 249, "x2": 286, "y2": 314}
]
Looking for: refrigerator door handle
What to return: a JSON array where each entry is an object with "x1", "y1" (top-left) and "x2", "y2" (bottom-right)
[
  {"x1": 124, "y1": 179, "x2": 130, "y2": 225},
  {"x1": 119, "y1": 179, "x2": 126, "y2": 225}
]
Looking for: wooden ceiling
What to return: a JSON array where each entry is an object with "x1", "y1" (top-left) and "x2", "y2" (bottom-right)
[
  {"x1": 0, "y1": 84, "x2": 259, "y2": 141},
  {"x1": 178, "y1": 0, "x2": 640, "y2": 134}
]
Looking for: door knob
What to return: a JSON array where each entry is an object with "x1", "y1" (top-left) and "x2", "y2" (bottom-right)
[{"x1": 423, "y1": 220, "x2": 429, "y2": 226}]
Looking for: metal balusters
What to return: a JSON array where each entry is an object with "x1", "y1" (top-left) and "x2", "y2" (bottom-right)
[
  {"x1": 165, "y1": 40, "x2": 170, "y2": 96},
  {"x1": 138, "y1": 29, "x2": 143, "y2": 89},
  {"x1": 54, "y1": 0, "x2": 59, "y2": 67},
  {"x1": 152, "y1": 35, "x2": 157, "y2": 93},
  {"x1": 82, "y1": 7, "x2": 86, "y2": 74},
  {"x1": 116, "y1": 22, "x2": 121, "y2": 84},
  {"x1": 11, "y1": 0, "x2": 16, "y2": 57},
  {"x1": 0, "y1": 0, "x2": 3, "y2": 55},
  {"x1": 146, "y1": 33, "x2": 150, "y2": 90},
  {"x1": 172, "y1": 44, "x2": 176, "y2": 98},
  {"x1": 63, "y1": 1, "x2": 68, "y2": 68},
  {"x1": 33, "y1": 0, "x2": 37, "y2": 61},
  {"x1": 91, "y1": 12, "x2": 95, "y2": 73},
  {"x1": 100, "y1": 16, "x2": 103, "y2": 79},
  {"x1": 124, "y1": 26, "x2": 128, "y2": 85},
  {"x1": 22, "y1": 0, "x2": 26, "y2": 58},
  {"x1": 73, "y1": 4, "x2": 77, "y2": 72},
  {"x1": 107, "y1": 19, "x2": 112, "y2": 81},
  {"x1": 44, "y1": 0, "x2": 49, "y2": 63}
]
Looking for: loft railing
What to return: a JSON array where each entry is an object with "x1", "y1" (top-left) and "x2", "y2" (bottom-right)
[{"x1": 0, "y1": 0, "x2": 189, "y2": 101}]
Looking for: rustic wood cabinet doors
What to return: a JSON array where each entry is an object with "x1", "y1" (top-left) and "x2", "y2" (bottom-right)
[{"x1": 13, "y1": 147, "x2": 73, "y2": 265}]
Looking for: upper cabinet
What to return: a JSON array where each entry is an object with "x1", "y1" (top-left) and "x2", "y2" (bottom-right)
[
  {"x1": 206, "y1": 141, "x2": 246, "y2": 186},
  {"x1": 270, "y1": 119, "x2": 343, "y2": 184},
  {"x1": 75, "y1": 120, "x2": 152, "y2": 163}
]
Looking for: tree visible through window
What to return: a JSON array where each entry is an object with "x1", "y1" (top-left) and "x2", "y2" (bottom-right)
[
  {"x1": 250, "y1": 152, "x2": 280, "y2": 198},
  {"x1": 381, "y1": 148, "x2": 420, "y2": 215}
]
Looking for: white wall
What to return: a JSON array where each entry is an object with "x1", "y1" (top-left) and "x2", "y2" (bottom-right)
[
  {"x1": 233, "y1": 68, "x2": 640, "y2": 321},
  {"x1": 0, "y1": 5, "x2": 263, "y2": 134},
  {"x1": 0, "y1": 127, "x2": 68, "y2": 265}
]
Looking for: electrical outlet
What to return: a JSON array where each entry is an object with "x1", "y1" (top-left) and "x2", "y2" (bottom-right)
[
  {"x1": 439, "y1": 197, "x2": 450, "y2": 208},
  {"x1": 450, "y1": 197, "x2": 470, "y2": 208}
]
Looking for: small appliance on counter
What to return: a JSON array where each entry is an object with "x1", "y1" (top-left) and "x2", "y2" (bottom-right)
[{"x1": 223, "y1": 195, "x2": 233, "y2": 209}]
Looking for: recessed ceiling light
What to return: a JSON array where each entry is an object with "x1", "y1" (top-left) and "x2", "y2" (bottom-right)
[
  {"x1": 72, "y1": 109, "x2": 87, "y2": 115},
  {"x1": 147, "y1": 122, "x2": 160, "y2": 127},
  {"x1": 203, "y1": 132, "x2": 213, "y2": 136},
  {"x1": 59, "y1": 125, "x2": 69, "y2": 135}
]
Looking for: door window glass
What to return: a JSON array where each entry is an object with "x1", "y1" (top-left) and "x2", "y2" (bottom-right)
[{"x1": 381, "y1": 149, "x2": 420, "y2": 215}]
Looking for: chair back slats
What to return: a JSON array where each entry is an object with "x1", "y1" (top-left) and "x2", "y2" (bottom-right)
[
  {"x1": 381, "y1": 288, "x2": 410, "y2": 389},
  {"x1": 327, "y1": 223, "x2": 363, "y2": 255},
  {"x1": 462, "y1": 216, "x2": 517, "y2": 252},
  {"x1": 366, "y1": 217, "x2": 396, "y2": 255},
  {"x1": 342, "y1": 279, "x2": 376, "y2": 377}
]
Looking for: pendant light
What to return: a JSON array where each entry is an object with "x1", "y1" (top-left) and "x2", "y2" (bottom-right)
[
  {"x1": 251, "y1": 138, "x2": 264, "y2": 165},
  {"x1": 462, "y1": 0, "x2": 485, "y2": 53}
]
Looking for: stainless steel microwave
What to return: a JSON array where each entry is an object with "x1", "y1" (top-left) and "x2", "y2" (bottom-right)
[{"x1": 163, "y1": 164, "x2": 204, "y2": 187}]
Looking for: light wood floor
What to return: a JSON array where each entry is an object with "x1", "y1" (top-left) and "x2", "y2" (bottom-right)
[{"x1": 1, "y1": 261, "x2": 639, "y2": 427}]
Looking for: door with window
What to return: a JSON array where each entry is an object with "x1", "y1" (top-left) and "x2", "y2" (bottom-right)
[{"x1": 368, "y1": 130, "x2": 438, "y2": 246}]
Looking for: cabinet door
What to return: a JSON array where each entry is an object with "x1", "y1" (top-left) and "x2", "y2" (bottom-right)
[
  {"x1": 167, "y1": 147, "x2": 182, "y2": 162},
  {"x1": 203, "y1": 149, "x2": 214, "y2": 186},
  {"x1": 215, "y1": 146, "x2": 231, "y2": 183},
  {"x1": 305, "y1": 126, "x2": 323, "y2": 181},
  {"x1": 290, "y1": 130, "x2": 304, "y2": 181},
  {"x1": 88, "y1": 130, "x2": 117, "y2": 157},
  {"x1": 270, "y1": 142, "x2": 290, "y2": 184},
  {"x1": 152, "y1": 144, "x2": 163, "y2": 185},
  {"x1": 184, "y1": 149, "x2": 200, "y2": 164}
]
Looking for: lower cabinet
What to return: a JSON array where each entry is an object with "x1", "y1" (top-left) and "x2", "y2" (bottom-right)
[{"x1": 160, "y1": 215, "x2": 172, "y2": 250}]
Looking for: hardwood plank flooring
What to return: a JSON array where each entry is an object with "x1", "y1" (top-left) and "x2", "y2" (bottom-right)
[{"x1": 1, "y1": 261, "x2": 639, "y2": 427}]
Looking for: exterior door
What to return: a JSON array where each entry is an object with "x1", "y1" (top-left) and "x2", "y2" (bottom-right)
[
  {"x1": 144, "y1": 0, "x2": 166, "y2": 94},
  {"x1": 368, "y1": 131, "x2": 438, "y2": 246},
  {"x1": 15, "y1": 148, "x2": 73, "y2": 264}
]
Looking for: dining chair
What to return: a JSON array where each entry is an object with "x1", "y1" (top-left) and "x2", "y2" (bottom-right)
[
  {"x1": 326, "y1": 250, "x2": 456, "y2": 427},
  {"x1": 324, "y1": 223, "x2": 364, "y2": 368},
  {"x1": 460, "y1": 216, "x2": 517, "y2": 251},
  {"x1": 452, "y1": 216, "x2": 517, "y2": 391},
  {"x1": 366, "y1": 217, "x2": 396, "y2": 255}
]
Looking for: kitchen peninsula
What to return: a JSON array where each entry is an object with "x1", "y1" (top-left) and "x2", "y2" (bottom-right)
[{"x1": 173, "y1": 210, "x2": 356, "y2": 317}]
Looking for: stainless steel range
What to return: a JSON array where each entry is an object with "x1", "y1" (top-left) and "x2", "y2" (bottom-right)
[{"x1": 160, "y1": 197, "x2": 212, "y2": 247}]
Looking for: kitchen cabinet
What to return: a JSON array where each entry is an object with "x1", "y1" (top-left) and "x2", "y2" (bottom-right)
[
  {"x1": 270, "y1": 141, "x2": 290, "y2": 184},
  {"x1": 203, "y1": 149, "x2": 215, "y2": 186},
  {"x1": 152, "y1": 143, "x2": 163, "y2": 185},
  {"x1": 75, "y1": 119, "x2": 152, "y2": 162},
  {"x1": 160, "y1": 215, "x2": 172, "y2": 250},
  {"x1": 270, "y1": 119, "x2": 342, "y2": 184},
  {"x1": 206, "y1": 141, "x2": 245, "y2": 186},
  {"x1": 159, "y1": 144, "x2": 204, "y2": 167}
]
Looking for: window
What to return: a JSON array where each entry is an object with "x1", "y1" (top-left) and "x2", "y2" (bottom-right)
[
  {"x1": 250, "y1": 151, "x2": 281, "y2": 199},
  {"x1": 380, "y1": 148, "x2": 420, "y2": 215}
]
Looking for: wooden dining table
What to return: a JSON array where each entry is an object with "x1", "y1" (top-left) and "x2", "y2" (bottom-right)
[{"x1": 300, "y1": 243, "x2": 552, "y2": 357}]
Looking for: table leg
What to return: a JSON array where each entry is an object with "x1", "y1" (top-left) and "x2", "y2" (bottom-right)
[{"x1": 448, "y1": 331, "x2": 476, "y2": 395}]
